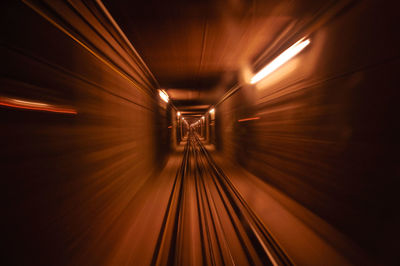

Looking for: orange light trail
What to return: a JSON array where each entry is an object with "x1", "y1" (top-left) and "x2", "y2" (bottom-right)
[
  {"x1": 238, "y1": 117, "x2": 260, "y2": 122},
  {"x1": 0, "y1": 97, "x2": 77, "y2": 114}
]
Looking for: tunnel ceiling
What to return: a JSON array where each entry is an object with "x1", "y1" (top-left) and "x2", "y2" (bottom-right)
[{"x1": 103, "y1": 0, "x2": 328, "y2": 115}]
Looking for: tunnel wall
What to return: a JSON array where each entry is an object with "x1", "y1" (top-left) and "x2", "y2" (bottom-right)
[
  {"x1": 215, "y1": 0, "x2": 399, "y2": 263},
  {"x1": 1, "y1": 1, "x2": 169, "y2": 264}
]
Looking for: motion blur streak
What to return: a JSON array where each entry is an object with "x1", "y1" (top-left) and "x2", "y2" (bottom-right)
[
  {"x1": 238, "y1": 117, "x2": 260, "y2": 122},
  {"x1": 0, "y1": 96, "x2": 77, "y2": 114},
  {"x1": 250, "y1": 38, "x2": 310, "y2": 84},
  {"x1": 2, "y1": 0, "x2": 399, "y2": 265},
  {"x1": 158, "y1": 89, "x2": 169, "y2": 103},
  {"x1": 152, "y1": 132, "x2": 290, "y2": 266}
]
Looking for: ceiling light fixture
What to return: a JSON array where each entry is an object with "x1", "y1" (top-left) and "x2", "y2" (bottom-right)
[
  {"x1": 177, "y1": 111, "x2": 181, "y2": 117},
  {"x1": 158, "y1": 89, "x2": 169, "y2": 103},
  {"x1": 209, "y1": 108, "x2": 215, "y2": 114},
  {"x1": 250, "y1": 38, "x2": 311, "y2": 84}
]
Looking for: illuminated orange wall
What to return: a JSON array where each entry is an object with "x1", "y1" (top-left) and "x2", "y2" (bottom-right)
[
  {"x1": 1, "y1": 2, "x2": 170, "y2": 264},
  {"x1": 214, "y1": 1, "x2": 399, "y2": 262}
]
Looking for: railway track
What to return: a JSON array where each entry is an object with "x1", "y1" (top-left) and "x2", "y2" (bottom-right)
[{"x1": 152, "y1": 132, "x2": 292, "y2": 266}]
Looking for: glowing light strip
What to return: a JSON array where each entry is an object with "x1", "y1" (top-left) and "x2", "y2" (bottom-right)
[
  {"x1": 250, "y1": 38, "x2": 310, "y2": 84},
  {"x1": 0, "y1": 96, "x2": 77, "y2": 114},
  {"x1": 158, "y1": 90, "x2": 169, "y2": 103},
  {"x1": 13, "y1": 99, "x2": 49, "y2": 107},
  {"x1": 238, "y1": 117, "x2": 260, "y2": 122}
]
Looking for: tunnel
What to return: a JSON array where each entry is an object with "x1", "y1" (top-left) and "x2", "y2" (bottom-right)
[{"x1": 1, "y1": 0, "x2": 399, "y2": 265}]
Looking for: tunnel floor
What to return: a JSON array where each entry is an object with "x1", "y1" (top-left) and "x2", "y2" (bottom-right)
[
  {"x1": 152, "y1": 133, "x2": 290, "y2": 265},
  {"x1": 109, "y1": 133, "x2": 355, "y2": 265}
]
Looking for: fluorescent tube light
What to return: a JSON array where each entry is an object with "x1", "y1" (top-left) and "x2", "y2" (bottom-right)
[
  {"x1": 250, "y1": 38, "x2": 310, "y2": 84},
  {"x1": 158, "y1": 89, "x2": 169, "y2": 103}
]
